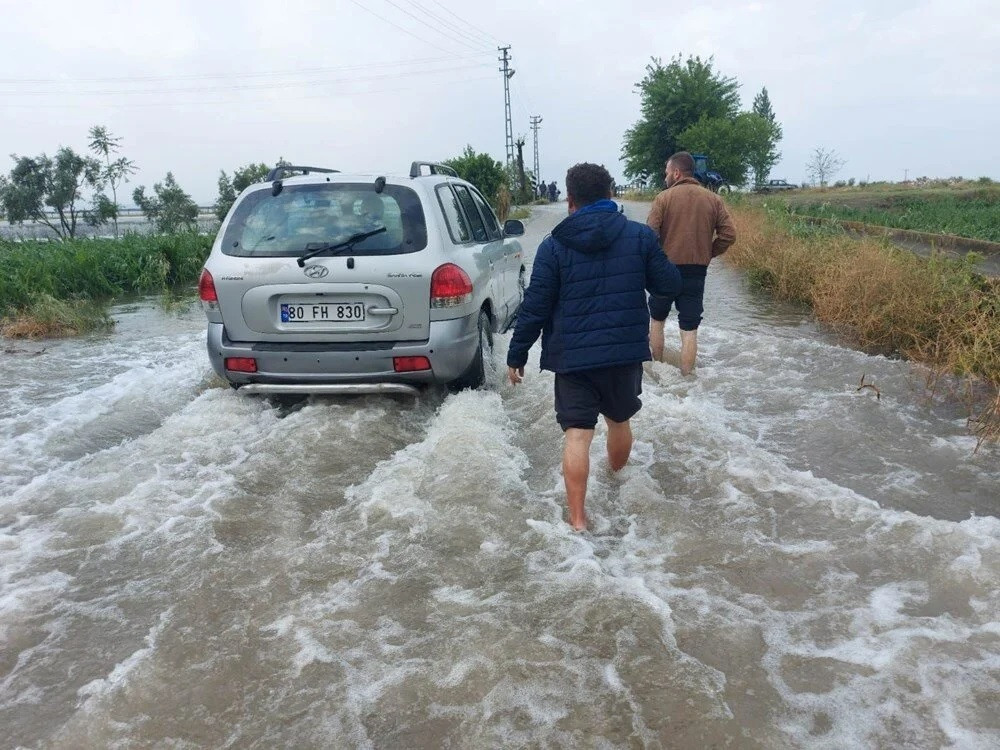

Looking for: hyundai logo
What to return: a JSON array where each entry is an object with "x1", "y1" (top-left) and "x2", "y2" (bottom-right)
[{"x1": 303, "y1": 265, "x2": 329, "y2": 279}]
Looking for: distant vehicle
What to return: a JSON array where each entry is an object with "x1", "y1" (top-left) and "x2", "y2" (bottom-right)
[
  {"x1": 199, "y1": 162, "x2": 526, "y2": 396},
  {"x1": 756, "y1": 179, "x2": 798, "y2": 193},
  {"x1": 691, "y1": 153, "x2": 730, "y2": 193}
]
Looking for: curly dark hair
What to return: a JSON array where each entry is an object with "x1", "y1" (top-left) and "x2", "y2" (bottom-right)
[{"x1": 565, "y1": 163, "x2": 613, "y2": 207}]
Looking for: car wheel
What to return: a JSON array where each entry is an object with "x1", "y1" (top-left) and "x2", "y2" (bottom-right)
[{"x1": 451, "y1": 308, "x2": 494, "y2": 391}]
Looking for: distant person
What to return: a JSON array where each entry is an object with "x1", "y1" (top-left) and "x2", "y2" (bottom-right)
[
  {"x1": 548, "y1": 181, "x2": 558, "y2": 202},
  {"x1": 646, "y1": 151, "x2": 736, "y2": 375},
  {"x1": 507, "y1": 163, "x2": 681, "y2": 532}
]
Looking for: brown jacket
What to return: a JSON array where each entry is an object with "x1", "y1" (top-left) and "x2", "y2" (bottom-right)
[{"x1": 646, "y1": 177, "x2": 736, "y2": 266}]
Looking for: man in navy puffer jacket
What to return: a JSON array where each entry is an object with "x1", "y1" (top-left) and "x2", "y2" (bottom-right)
[{"x1": 507, "y1": 163, "x2": 681, "y2": 531}]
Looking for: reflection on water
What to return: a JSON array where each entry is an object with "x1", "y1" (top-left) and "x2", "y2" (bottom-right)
[{"x1": 1, "y1": 203, "x2": 997, "y2": 748}]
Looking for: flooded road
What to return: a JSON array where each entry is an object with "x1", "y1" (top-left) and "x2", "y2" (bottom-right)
[{"x1": 2, "y1": 202, "x2": 998, "y2": 748}]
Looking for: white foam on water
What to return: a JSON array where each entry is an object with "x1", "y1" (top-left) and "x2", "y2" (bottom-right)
[
  {"x1": 74, "y1": 608, "x2": 174, "y2": 708},
  {"x1": 1, "y1": 335, "x2": 211, "y2": 496},
  {"x1": 624, "y1": 379, "x2": 1000, "y2": 748}
]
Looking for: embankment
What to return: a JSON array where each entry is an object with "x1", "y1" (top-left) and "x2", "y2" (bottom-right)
[{"x1": 725, "y1": 205, "x2": 1000, "y2": 445}]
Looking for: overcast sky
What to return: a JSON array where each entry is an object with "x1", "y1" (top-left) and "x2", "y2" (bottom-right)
[{"x1": 1, "y1": 0, "x2": 997, "y2": 204}]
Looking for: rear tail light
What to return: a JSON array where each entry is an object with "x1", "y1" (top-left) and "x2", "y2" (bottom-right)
[
  {"x1": 393, "y1": 356, "x2": 431, "y2": 373},
  {"x1": 198, "y1": 269, "x2": 218, "y2": 303},
  {"x1": 225, "y1": 357, "x2": 257, "y2": 373},
  {"x1": 430, "y1": 263, "x2": 473, "y2": 308}
]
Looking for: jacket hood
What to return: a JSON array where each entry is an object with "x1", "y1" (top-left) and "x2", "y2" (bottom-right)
[{"x1": 551, "y1": 201, "x2": 628, "y2": 254}]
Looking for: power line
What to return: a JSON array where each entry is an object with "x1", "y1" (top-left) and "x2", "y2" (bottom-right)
[
  {"x1": 404, "y1": 0, "x2": 495, "y2": 50},
  {"x1": 0, "y1": 74, "x2": 496, "y2": 109},
  {"x1": 0, "y1": 54, "x2": 489, "y2": 85},
  {"x1": 380, "y1": 0, "x2": 492, "y2": 54},
  {"x1": 426, "y1": 0, "x2": 503, "y2": 46},
  {"x1": 2, "y1": 63, "x2": 493, "y2": 97},
  {"x1": 346, "y1": 0, "x2": 470, "y2": 55}
]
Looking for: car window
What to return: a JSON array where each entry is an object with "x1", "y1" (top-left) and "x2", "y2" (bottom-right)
[
  {"x1": 436, "y1": 185, "x2": 470, "y2": 243},
  {"x1": 453, "y1": 186, "x2": 489, "y2": 243},
  {"x1": 469, "y1": 187, "x2": 502, "y2": 241},
  {"x1": 221, "y1": 182, "x2": 426, "y2": 257}
]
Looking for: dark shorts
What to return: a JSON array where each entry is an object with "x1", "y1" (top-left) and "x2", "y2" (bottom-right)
[
  {"x1": 554, "y1": 363, "x2": 643, "y2": 431},
  {"x1": 648, "y1": 264, "x2": 707, "y2": 331}
]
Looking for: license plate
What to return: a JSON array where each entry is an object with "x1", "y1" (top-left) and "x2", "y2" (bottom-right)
[{"x1": 280, "y1": 302, "x2": 366, "y2": 323}]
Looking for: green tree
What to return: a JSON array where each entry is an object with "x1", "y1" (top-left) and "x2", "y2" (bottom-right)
[
  {"x1": 215, "y1": 162, "x2": 272, "y2": 221},
  {"x1": 752, "y1": 87, "x2": 777, "y2": 125},
  {"x1": 621, "y1": 55, "x2": 740, "y2": 184},
  {"x1": 133, "y1": 172, "x2": 199, "y2": 233},
  {"x1": 748, "y1": 88, "x2": 782, "y2": 186},
  {"x1": 0, "y1": 148, "x2": 101, "y2": 239},
  {"x1": 443, "y1": 145, "x2": 509, "y2": 206},
  {"x1": 678, "y1": 112, "x2": 779, "y2": 188},
  {"x1": 88, "y1": 126, "x2": 137, "y2": 237}
]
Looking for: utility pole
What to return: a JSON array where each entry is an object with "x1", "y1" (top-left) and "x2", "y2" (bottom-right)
[
  {"x1": 530, "y1": 115, "x2": 542, "y2": 192},
  {"x1": 498, "y1": 46, "x2": 515, "y2": 169},
  {"x1": 903, "y1": 168, "x2": 909, "y2": 183}
]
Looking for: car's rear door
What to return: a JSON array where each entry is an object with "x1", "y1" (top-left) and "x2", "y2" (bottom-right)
[
  {"x1": 450, "y1": 184, "x2": 506, "y2": 317},
  {"x1": 467, "y1": 186, "x2": 519, "y2": 324}
]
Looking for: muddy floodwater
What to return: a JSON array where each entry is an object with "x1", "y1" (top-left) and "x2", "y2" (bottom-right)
[{"x1": 2, "y1": 202, "x2": 998, "y2": 748}]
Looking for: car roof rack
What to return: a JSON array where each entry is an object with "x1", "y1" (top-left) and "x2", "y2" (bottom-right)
[
  {"x1": 409, "y1": 161, "x2": 458, "y2": 179},
  {"x1": 266, "y1": 165, "x2": 340, "y2": 181}
]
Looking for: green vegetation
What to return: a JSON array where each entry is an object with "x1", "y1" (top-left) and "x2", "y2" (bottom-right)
[
  {"x1": 88, "y1": 126, "x2": 138, "y2": 238},
  {"x1": 0, "y1": 125, "x2": 138, "y2": 240},
  {"x1": 621, "y1": 56, "x2": 782, "y2": 188},
  {"x1": 507, "y1": 206, "x2": 531, "y2": 221},
  {"x1": 444, "y1": 146, "x2": 509, "y2": 206},
  {"x1": 0, "y1": 147, "x2": 102, "y2": 240},
  {"x1": 768, "y1": 184, "x2": 1000, "y2": 242},
  {"x1": 0, "y1": 233, "x2": 212, "y2": 337},
  {"x1": 216, "y1": 160, "x2": 288, "y2": 221},
  {"x1": 726, "y1": 204, "x2": 1000, "y2": 445},
  {"x1": 133, "y1": 173, "x2": 199, "y2": 234}
]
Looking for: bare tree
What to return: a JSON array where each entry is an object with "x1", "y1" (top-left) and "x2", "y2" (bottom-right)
[{"x1": 806, "y1": 147, "x2": 846, "y2": 187}]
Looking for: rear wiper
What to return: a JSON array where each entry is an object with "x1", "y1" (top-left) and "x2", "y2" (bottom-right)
[{"x1": 296, "y1": 226, "x2": 387, "y2": 267}]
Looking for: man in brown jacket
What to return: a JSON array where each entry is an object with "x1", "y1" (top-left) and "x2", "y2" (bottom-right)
[{"x1": 646, "y1": 151, "x2": 736, "y2": 375}]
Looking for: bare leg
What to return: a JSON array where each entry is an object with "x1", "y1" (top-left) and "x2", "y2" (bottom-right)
[
  {"x1": 649, "y1": 319, "x2": 666, "y2": 362},
  {"x1": 680, "y1": 329, "x2": 698, "y2": 376},
  {"x1": 562, "y1": 428, "x2": 594, "y2": 531},
  {"x1": 605, "y1": 417, "x2": 633, "y2": 472}
]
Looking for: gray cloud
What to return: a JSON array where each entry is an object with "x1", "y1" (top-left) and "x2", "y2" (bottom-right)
[{"x1": 1, "y1": 0, "x2": 996, "y2": 204}]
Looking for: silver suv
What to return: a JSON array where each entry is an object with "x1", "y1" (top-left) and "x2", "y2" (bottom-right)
[{"x1": 199, "y1": 162, "x2": 525, "y2": 395}]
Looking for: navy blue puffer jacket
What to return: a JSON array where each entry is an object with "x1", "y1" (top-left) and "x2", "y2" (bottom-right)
[{"x1": 507, "y1": 201, "x2": 682, "y2": 373}]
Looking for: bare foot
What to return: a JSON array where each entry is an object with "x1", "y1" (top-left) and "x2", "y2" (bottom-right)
[{"x1": 568, "y1": 515, "x2": 588, "y2": 533}]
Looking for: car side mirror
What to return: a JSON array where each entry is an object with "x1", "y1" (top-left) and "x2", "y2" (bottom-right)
[{"x1": 503, "y1": 219, "x2": 525, "y2": 237}]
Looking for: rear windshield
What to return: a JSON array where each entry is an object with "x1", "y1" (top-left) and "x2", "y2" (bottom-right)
[{"x1": 221, "y1": 182, "x2": 427, "y2": 256}]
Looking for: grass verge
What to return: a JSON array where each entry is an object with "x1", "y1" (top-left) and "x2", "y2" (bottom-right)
[
  {"x1": 764, "y1": 184, "x2": 1000, "y2": 243},
  {"x1": 508, "y1": 206, "x2": 532, "y2": 221},
  {"x1": 0, "y1": 232, "x2": 212, "y2": 338},
  {"x1": 726, "y1": 205, "x2": 1000, "y2": 447}
]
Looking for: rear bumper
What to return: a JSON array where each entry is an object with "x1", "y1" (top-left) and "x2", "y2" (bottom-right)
[
  {"x1": 207, "y1": 313, "x2": 479, "y2": 390},
  {"x1": 238, "y1": 382, "x2": 422, "y2": 396}
]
